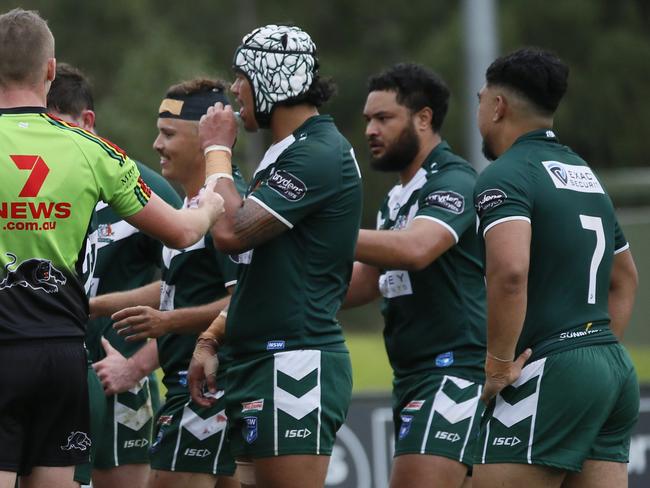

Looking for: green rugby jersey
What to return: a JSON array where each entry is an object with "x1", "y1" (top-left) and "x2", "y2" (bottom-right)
[
  {"x1": 226, "y1": 115, "x2": 363, "y2": 359},
  {"x1": 377, "y1": 142, "x2": 486, "y2": 379},
  {"x1": 474, "y1": 129, "x2": 626, "y2": 359},
  {"x1": 158, "y1": 168, "x2": 246, "y2": 397},
  {"x1": 86, "y1": 163, "x2": 182, "y2": 362},
  {"x1": 0, "y1": 108, "x2": 150, "y2": 340}
]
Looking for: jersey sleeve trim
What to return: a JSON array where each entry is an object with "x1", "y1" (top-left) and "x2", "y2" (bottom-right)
[
  {"x1": 225, "y1": 279, "x2": 238, "y2": 288},
  {"x1": 614, "y1": 243, "x2": 630, "y2": 255},
  {"x1": 483, "y1": 216, "x2": 531, "y2": 237},
  {"x1": 413, "y1": 215, "x2": 459, "y2": 243},
  {"x1": 248, "y1": 195, "x2": 293, "y2": 229}
]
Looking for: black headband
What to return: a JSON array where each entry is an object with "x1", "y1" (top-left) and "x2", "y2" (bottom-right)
[{"x1": 158, "y1": 89, "x2": 229, "y2": 120}]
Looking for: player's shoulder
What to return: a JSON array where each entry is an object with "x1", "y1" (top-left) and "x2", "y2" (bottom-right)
[
  {"x1": 42, "y1": 113, "x2": 130, "y2": 165},
  {"x1": 135, "y1": 162, "x2": 182, "y2": 208}
]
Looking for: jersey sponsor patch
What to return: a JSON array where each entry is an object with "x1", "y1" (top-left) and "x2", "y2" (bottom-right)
[
  {"x1": 242, "y1": 399, "x2": 264, "y2": 413},
  {"x1": 403, "y1": 400, "x2": 425, "y2": 412},
  {"x1": 266, "y1": 340, "x2": 286, "y2": 351},
  {"x1": 267, "y1": 170, "x2": 306, "y2": 201},
  {"x1": 378, "y1": 270, "x2": 413, "y2": 298},
  {"x1": 230, "y1": 249, "x2": 253, "y2": 264},
  {"x1": 475, "y1": 189, "x2": 507, "y2": 215},
  {"x1": 422, "y1": 190, "x2": 465, "y2": 214},
  {"x1": 542, "y1": 161, "x2": 604, "y2": 194},
  {"x1": 159, "y1": 282, "x2": 175, "y2": 311}
]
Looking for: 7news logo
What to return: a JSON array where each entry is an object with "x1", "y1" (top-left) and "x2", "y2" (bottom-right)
[{"x1": 3, "y1": 155, "x2": 71, "y2": 231}]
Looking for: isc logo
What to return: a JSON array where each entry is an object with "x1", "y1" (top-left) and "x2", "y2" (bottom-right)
[
  {"x1": 493, "y1": 436, "x2": 521, "y2": 446},
  {"x1": 123, "y1": 439, "x2": 149, "y2": 448},
  {"x1": 184, "y1": 448, "x2": 211, "y2": 457},
  {"x1": 434, "y1": 431, "x2": 461, "y2": 442},
  {"x1": 284, "y1": 429, "x2": 311, "y2": 439}
]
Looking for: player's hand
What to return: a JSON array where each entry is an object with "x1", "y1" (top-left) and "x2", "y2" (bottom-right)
[
  {"x1": 113, "y1": 306, "x2": 170, "y2": 342},
  {"x1": 198, "y1": 102, "x2": 238, "y2": 151},
  {"x1": 188, "y1": 335, "x2": 220, "y2": 408},
  {"x1": 198, "y1": 178, "x2": 225, "y2": 223},
  {"x1": 480, "y1": 348, "x2": 532, "y2": 405},
  {"x1": 93, "y1": 338, "x2": 140, "y2": 395}
]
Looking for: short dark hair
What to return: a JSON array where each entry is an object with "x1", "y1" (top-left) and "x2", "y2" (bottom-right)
[
  {"x1": 47, "y1": 62, "x2": 94, "y2": 117},
  {"x1": 165, "y1": 78, "x2": 226, "y2": 98},
  {"x1": 367, "y1": 63, "x2": 450, "y2": 132},
  {"x1": 486, "y1": 47, "x2": 569, "y2": 116},
  {"x1": 275, "y1": 75, "x2": 337, "y2": 109}
]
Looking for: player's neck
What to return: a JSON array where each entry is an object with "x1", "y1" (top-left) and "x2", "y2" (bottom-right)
[
  {"x1": 0, "y1": 86, "x2": 46, "y2": 109},
  {"x1": 399, "y1": 133, "x2": 442, "y2": 185},
  {"x1": 270, "y1": 105, "x2": 319, "y2": 143},
  {"x1": 499, "y1": 117, "x2": 554, "y2": 156}
]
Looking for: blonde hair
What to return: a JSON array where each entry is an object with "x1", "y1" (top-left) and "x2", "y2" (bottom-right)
[{"x1": 0, "y1": 8, "x2": 54, "y2": 87}]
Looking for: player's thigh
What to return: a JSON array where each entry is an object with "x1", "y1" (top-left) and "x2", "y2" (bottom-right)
[
  {"x1": 227, "y1": 350, "x2": 352, "y2": 459},
  {"x1": 476, "y1": 346, "x2": 633, "y2": 471},
  {"x1": 0, "y1": 471, "x2": 16, "y2": 488},
  {"x1": 253, "y1": 455, "x2": 330, "y2": 488},
  {"x1": 390, "y1": 454, "x2": 468, "y2": 488},
  {"x1": 150, "y1": 393, "x2": 235, "y2": 477},
  {"x1": 392, "y1": 371, "x2": 483, "y2": 467},
  {"x1": 147, "y1": 469, "x2": 216, "y2": 488},
  {"x1": 473, "y1": 463, "x2": 565, "y2": 488},
  {"x1": 215, "y1": 474, "x2": 242, "y2": 487},
  {"x1": 92, "y1": 464, "x2": 149, "y2": 488},
  {"x1": 21, "y1": 466, "x2": 78, "y2": 488},
  {"x1": 94, "y1": 379, "x2": 155, "y2": 470},
  {"x1": 561, "y1": 460, "x2": 628, "y2": 488}
]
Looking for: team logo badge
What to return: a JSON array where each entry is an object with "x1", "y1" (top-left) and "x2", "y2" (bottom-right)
[
  {"x1": 0, "y1": 253, "x2": 66, "y2": 294},
  {"x1": 243, "y1": 416, "x2": 259, "y2": 444},
  {"x1": 266, "y1": 340, "x2": 286, "y2": 351},
  {"x1": 398, "y1": 415, "x2": 414, "y2": 440},
  {"x1": 435, "y1": 351, "x2": 455, "y2": 368},
  {"x1": 60, "y1": 431, "x2": 91, "y2": 451}
]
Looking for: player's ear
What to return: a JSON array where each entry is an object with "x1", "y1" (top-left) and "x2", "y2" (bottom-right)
[
  {"x1": 415, "y1": 106, "x2": 433, "y2": 133},
  {"x1": 493, "y1": 94, "x2": 507, "y2": 122},
  {"x1": 46, "y1": 58, "x2": 56, "y2": 82},
  {"x1": 80, "y1": 109, "x2": 96, "y2": 133}
]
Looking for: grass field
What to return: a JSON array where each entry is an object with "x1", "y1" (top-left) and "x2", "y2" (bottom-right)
[{"x1": 346, "y1": 332, "x2": 650, "y2": 391}]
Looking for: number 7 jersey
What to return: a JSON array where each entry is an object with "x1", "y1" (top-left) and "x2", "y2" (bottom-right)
[{"x1": 474, "y1": 129, "x2": 627, "y2": 359}]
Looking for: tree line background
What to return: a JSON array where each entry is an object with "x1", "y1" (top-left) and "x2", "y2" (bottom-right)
[{"x1": 6, "y1": 0, "x2": 649, "y2": 225}]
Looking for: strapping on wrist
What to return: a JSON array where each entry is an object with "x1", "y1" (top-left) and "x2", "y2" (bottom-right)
[{"x1": 205, "y1": 149, "x2": 232, "y2": 179}]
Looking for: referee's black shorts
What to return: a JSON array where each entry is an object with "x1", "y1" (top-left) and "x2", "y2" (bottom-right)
[{"x1": 0, "y1": 338, "x2": 90, "y2": 475}]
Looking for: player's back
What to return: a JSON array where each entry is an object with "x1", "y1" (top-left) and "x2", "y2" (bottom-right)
[
  {"x1": 476, "y1": 130, "x2": 623, "y2": 358},
  {"x1": 0, "y1": 109, "x2": 147, "y2": 340}
]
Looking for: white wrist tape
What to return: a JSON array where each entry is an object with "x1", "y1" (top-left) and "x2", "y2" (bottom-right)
[{"x1": 203, "y1": 144, "x2": 232, "y2": 156}]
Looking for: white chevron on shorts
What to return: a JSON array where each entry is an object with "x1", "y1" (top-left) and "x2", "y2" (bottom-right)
[
  {"x1": 274, "y1": 350, "x2": 321, "y2": 420},
  {"x1": 115, "y1": 401, "x2": 153, "y2": 431},
  {"x1": 492, "y1": 357, "x2": 546, "y2": 428},
  {"x1": 432, "y1": 376, "x2": 480, "y2": 424},
  {"x1": 181, "y1": 407, "x2": 227, "y2": 441},
  {"x1": 127, "y1": 377, "x2": 148, "y2": 395}
]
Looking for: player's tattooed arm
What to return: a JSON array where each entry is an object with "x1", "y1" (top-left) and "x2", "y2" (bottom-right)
[
  {"x1": 210, "y1": 194, "x2": 289, "y2": 254},
  {"x1": 232, "y1": 199, "x2": 289, "y2": 250}
]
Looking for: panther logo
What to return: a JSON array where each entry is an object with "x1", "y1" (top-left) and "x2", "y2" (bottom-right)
[
  {"x1": 60, "y1": 431, "x2": 91, "y2": 451},
  {"x1": 0, "y1": 253, "x2": 67, "y2": 293}
]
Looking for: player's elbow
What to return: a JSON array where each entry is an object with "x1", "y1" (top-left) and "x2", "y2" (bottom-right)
[
  {"x1": 488, "y1": 266, "x2": 528, "y2": 296},
  {"x1": 401, "y1": 244, "x2": 435, "y2": 271},
  {"x1": 212, "y1": 232, "x2": 247, "y2": 255}
]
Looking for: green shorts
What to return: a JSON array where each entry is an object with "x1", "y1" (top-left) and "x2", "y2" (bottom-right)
[
  {"x1": 476, "y1": 343, "x2": 639, "y2": 472},
  {"x1": 74, "y1": 363, "x2": 107, "y2": 485},
  {"x1": 392, "y1": 370, "x2": 483, "y2": 466},
  {"x1": 226, "y1": 349, "x2": 352, "y2": 459},
  {"x1": 150, "y1": 391, "x2": 235, "y2": 476},
  {"x1": 93, "y1": 374, "x2": 157, "y2": 468}
]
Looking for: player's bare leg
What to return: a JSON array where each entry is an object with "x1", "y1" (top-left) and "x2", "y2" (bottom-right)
[
  {"x1": 390, "y1": 454, "x2": 469, "y2": 488},
  {"x1": 0, "y1": 471, "x2": 16, "y2": 488},
  {"x1": 21, "y1": 466, "x2": 78, "y2": 488},
  {"x1": 562, "y1": 460, "x2": 627, "y2": 488},
  {"x1": 147, "y1": 469, "x2": 217, "y2": 488},
  {"x1": 215, "y1": 474, "x2": 241, "y2": 487},
  {"x1": 251, "y1": 455, "x2": 330, "y2": 488},
  {"x1": 473, "y1": 463, "x2": 565, "y2": 488},
  {"x1": 93, "y1": 464, "x2": 149, "y2": 488}
]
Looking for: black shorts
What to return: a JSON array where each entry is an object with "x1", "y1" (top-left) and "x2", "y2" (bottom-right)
[{"x1": 0, "y1": 338, "x2": 90, "y2": 475}]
